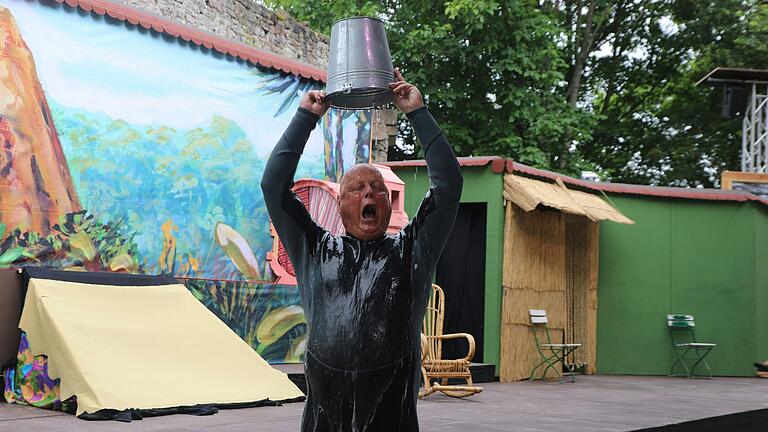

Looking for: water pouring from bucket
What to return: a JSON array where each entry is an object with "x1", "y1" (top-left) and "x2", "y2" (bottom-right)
[{"x1": 326, "y1": 17, "x2": 394, "y2": 110}]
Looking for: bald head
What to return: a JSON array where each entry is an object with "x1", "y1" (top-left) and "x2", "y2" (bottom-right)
[
  {"x1": 338, "y1": 164, "x2": 392, "y2": 240},
  {"x1": 340, "y1": 164, "x2": 383, "y2": 190}
]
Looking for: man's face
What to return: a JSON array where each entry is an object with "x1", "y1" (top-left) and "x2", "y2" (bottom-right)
[{"x1": 338, "y1": 165, "x2": 392, "y2": 241}]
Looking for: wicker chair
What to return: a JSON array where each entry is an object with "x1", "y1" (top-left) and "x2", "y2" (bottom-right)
[{"x1": 419, "y1": 284, "x2": 483, "y2": 398}]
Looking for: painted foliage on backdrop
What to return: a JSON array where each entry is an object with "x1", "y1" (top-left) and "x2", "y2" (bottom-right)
[{"x1": 0, "y1": 0, "x2": 369, "y2": 362}]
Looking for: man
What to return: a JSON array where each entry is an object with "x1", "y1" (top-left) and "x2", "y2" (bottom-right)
[{"x1": 261, "y1": 69, "x2": 462, "y2": 431}]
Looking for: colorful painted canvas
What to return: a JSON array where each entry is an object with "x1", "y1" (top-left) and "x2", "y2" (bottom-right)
[{"x1": 0, "y1": 0, "x2": 368, "y2": 364}]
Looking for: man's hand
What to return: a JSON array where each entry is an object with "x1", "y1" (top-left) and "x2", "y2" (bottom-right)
[
  {"x1": 300, "y1": 90, "x2": 330, "y2": 117},
  {"x1": 389, "y1": 68, "x2": 425, "y2": 114}
]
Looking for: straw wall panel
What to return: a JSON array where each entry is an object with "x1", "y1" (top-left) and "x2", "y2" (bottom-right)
[
  {"x1": 500, "y1": 203, "x2": 566, "y2": 381},
  {"x1": 503, "y1": 287, "x2": 567, "y2": 327},
  {"x1": 500, "y1": 325, "x2": 564, "y2": 380},
  {"x1": 500, "y1": 203, "x2": 600, "y2": 381}
]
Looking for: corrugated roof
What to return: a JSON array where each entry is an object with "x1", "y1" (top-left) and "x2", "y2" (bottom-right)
[
  {"x1": 50, "y1": 0, "x2": 326, "y2": 81},
  {"x1": 696, "y1": 67, "x2": 768, "y2": 86},
  {"x1": 383, "y1": 157, "x2": 768, "y2": 205},
  {"x1": 503, "y1": 174, "x2": 634, "y2": 224},
  {"x1": 508, "y1": 161, "x2": 768, "y2": 205},
  {"x1": 383, "y1": 156, "x2": 507, "y2": 173}
]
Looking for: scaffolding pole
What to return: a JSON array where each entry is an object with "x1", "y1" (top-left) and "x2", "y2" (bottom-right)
[{"x1": 742, "y1": 82, "x2": 768, "y2": 173}]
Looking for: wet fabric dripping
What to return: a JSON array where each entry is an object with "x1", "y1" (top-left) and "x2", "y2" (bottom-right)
[{"x1": 262, "y1": 106, "x2": 462, "y2": 432}]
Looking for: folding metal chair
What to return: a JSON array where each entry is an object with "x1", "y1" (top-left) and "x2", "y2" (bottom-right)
[
  {"x1": 529, "y1": 309, "x2": 581, "y2": 383},
  {"x1": 668, "y1": 314, "x2": 716, "y2": 378}
]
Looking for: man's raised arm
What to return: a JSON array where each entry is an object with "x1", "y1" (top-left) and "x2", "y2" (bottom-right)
[
  {"x1": 389, "y1": 69, "x2": 463, "y2": 268},
  {"x1": 260, "y1": 90, "x2": 330, "y2": 261},
  {"x1": 408, "y1": 106, "x2": 463, "y2": 207}
]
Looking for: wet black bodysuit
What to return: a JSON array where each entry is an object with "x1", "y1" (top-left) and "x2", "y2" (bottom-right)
[{"x1": 261, "y1": 106, "x2": 462, "y2": 432}]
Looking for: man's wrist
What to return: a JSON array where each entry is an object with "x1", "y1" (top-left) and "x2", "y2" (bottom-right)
[
  {"x1": 297, "y1": 107, "x2": 321, "y2": 123},
  {"x1": 405, "y1": 105, "x2": 429, "y2": 119}
]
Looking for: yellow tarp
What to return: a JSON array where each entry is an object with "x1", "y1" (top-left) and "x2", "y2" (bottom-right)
[
  {"x1": 503, "y1": 174, "x2": 634, "y2": 224},
  {"x1": 19, "y1": 278, "x2": 303, "y2": 416}
]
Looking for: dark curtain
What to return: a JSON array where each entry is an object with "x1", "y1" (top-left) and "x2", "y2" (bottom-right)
[{"x1": 435, "y1": 203, "x2": 486, "y2": 362}]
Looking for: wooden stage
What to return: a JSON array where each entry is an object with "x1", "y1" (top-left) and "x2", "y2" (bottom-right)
[{"x1": 1, "y1": 375, "x2": 766, "y2": 431}]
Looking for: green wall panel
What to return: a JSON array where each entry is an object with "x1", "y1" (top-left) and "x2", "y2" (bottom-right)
[
  {"x1": 755, "y1": 207, "x2": 768, "y2": 364},
  {"x1": 598, "y1": 195, "x2": 766, "y2": 376},
  {"x1": 597, "y1": 198, "x2": 673, "y2": 374},
  {"x1": 670, "y1": 202, "x2": 755, "y2": 376}
]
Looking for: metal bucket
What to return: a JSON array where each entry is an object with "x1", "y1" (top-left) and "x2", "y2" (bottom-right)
[{"x1": 326, "y1": 17, "x2": 394, "y2": 109}]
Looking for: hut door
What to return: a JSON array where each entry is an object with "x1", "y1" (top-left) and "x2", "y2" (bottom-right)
[{"x1": 435, "y1": 203, "x2": 486, "y2": 362}]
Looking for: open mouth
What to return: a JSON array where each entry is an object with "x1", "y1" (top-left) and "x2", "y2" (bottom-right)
[{"x1": 361, "y1": 204, "x2": 377, "y2": 220}]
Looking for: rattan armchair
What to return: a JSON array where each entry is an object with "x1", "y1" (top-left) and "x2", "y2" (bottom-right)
[{"x1": 419, "y1": 284, "x2": 483, "y2": 398}]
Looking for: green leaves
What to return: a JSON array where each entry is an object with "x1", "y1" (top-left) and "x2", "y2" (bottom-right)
[
  {"x1": 579, "y1": 0, "x2": 765, "y2": 186},
  {"x1": 0, "y1": 210, "x2": 141, "y2": 271},
  {"x1": 263, "y1": 0, "x2": 764, "y2": 186},
  {"x1": 0, "y1": 247, "x2": 24, "y2": 266},
  {"x1": 263, "y1": 0, "x2": 385, "y2": 35},
  {"x1": 445, "y1": 0, "x2": 499, "y2": 28},
  {"x1": 68, "y1": 231, "x2": 98, "y2": 263},
  {"x1": 392, "y1": 1, "x2": 581, "y2": 166},
  {"x1": 214, "y1": 222, "x2": 263, "y2": 281},
  {"x1": 256, "y1": 305, "x2": 306, "y2": 346}
]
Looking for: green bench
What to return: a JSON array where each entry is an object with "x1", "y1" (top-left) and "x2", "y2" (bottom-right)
[{"x1": 667, "y1": 314, "x2": 716, "y2": 378}]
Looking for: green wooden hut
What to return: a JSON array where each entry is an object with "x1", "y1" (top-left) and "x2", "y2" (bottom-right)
[
  {"x1": 385, "y1": 157, "x2": 509, "y2": 372},
  {"x1": 386, "y1": 157, "x2": 768, "y2": 378},
  {"x1": 384, "y1": 157, "x2": 631, "y2": 378}
]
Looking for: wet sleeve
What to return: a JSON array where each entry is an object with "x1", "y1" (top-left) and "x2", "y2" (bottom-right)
[
  {"x1": 261, "y1": 108, "x2": 322, "y2": 262},
  {"x1": 406, "y1": 106, "x2": 463, "y2": 269}
]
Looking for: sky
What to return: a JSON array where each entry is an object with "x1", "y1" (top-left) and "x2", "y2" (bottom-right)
[{"x1": 4, "y1": 0, "x2": 324, "y2": 157}]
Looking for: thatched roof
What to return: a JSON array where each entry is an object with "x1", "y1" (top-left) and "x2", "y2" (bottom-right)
[{"x1": 503, "y1": 174, "x2": 634, "y2": 224}]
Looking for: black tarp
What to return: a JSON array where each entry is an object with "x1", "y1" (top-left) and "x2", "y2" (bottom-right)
[{"x1": 21, "y1": 267, "x2": 178, "y2": 289}]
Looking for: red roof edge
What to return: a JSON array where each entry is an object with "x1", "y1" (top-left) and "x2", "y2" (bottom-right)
[
  {"x1": 51, "y1": 0, "x2": 327, "y2": 82},
  {"x1": 384, "y1": 157, "x2": 768, "y2": 205},
  {"x1": 510, "y1": 161, "x2": 768, "y2": 205},
  {"x1": 383, "y1": 156, "x2": 508, "y2": 173},
  {"x1": 509, "y1": 161, "x2": 605, "y2": 192}
]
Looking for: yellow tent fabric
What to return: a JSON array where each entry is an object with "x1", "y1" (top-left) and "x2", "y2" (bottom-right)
[{"x1": 19, "y1": 278, "x2": 303, "y2": 416}]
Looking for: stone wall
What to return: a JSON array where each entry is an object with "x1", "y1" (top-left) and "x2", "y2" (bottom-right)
[{"x1": 113, "y1": 0, "x2": 329, "y2": 69}]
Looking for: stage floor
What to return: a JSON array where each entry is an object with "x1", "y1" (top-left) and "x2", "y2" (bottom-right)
[{"x1": 1, "y1": 375, "x2": 766, "y2": 431}]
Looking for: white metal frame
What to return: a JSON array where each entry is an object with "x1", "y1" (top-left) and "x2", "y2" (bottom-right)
[{"x1": 742, "y1": 82, "x2": 768, "y2": 173}]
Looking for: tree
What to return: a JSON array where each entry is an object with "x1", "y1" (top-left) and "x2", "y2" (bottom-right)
[
  {"x1": 396, "y1": 1, "x2": 592, "y2": 171},
  {"x1": 574, "y1": 0, "x2": 766, "y2": 186},
  {"x1": 266, "y1": 0, "x2": 588, "y2": 171},
  {"x1": 265, "y1": 0, "x2": 383, "y2": 36},
  {"x1": 265, "y1": 0, "x2": 768, "y2": 186}
]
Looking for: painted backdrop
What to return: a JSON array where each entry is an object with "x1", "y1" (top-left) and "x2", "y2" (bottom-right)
[{"x1": 0, "y1": 0, "x2": 370, "y2": 362}]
